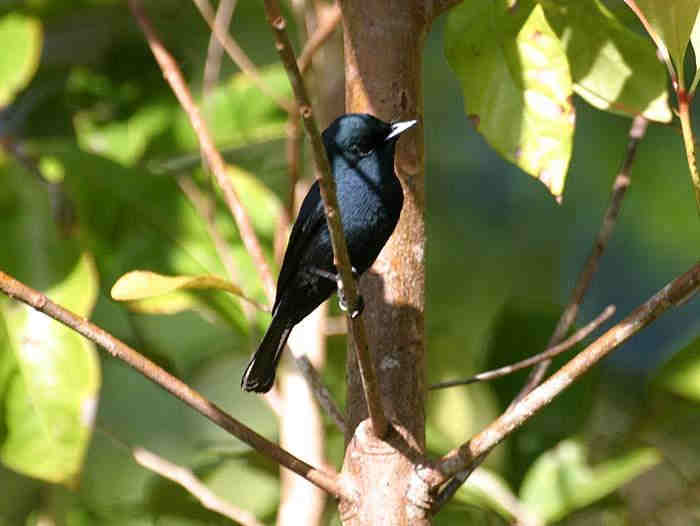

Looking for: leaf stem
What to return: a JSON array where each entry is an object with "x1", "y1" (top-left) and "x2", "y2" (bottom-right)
[{"x1": 678, "y1": 88, "x2": 700, "y2": 211}]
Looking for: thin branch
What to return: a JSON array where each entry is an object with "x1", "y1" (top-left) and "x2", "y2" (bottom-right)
[
  {"x1": 511, "y1": 115, "x2": 649, "y2": 407},
  {"x1": 425, "y1": 260, "x2": 700, "y2": 499},
  {"x1": 0, "y1": 269, "x2": 345, "y2": 499},
  {"x1": 191, "y1": 0, "x2": 295, "y2": 114},
  {"x1": 297, "y1": 4, "x2": 342, "y2": 74},
  {"x1": 430, "y1": 305, "x2": 615, "y2": 390},
  {"x1": 202, "y1": 0, "x2": 237, "y2": 98},
  {"x1": 129, "y1": 0, "x2": 276, "y2": 301},
  {"x1": 262, "y1": 0, "x2": 389, "y2": 438},
  {"x1": 133, "y1": 447, "x2": 266, "y2": 526},
  {"x1": 176, "y1": 175, "x2": 248, "y2": 302},
  {"x1": 295, "y1": 355, "x2": 346, "y2": 433},
  {"x1": 428, "y1": 116, "x2": 649, "y2": 510}
]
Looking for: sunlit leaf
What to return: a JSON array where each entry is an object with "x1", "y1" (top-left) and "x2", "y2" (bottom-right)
[
  {"x1": 446, "y1": 1, "x2": 574, "y2": 198},
  {"x1": 111, "y1": 270, "x2": 245, "y2": 301},
  {"x1": 654, "y1": 337, "x2": 700, "y2": 401},
  {"x1": 542, "y1": 0, "x2": 671, "y2": 122},
  {"x1": 520, "y1": 440, "x2": 661, "y2": 523},
  {"x1": 0, "y1": 253, "x2": 100, "y2": 485},
  {"x1": 0, "y1": 13, "x2": 42, "y2": 108}
]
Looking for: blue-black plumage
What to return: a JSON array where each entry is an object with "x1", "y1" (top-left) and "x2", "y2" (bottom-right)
[{"x1": 241, "y1": 113, "x2": 416, "y2": 393}]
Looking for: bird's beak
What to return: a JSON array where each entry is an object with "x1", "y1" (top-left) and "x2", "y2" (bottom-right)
[{"x1": 385, "y1": 119, "x2": 417, "y2": 141}]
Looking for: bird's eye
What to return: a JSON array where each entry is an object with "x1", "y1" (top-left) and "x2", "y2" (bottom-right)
[{"x1": 349, "y1": 143, "x2": 372, "y2": 157}]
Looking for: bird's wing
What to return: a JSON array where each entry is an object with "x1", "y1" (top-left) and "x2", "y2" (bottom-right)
[{"x1": 273, "y1": 181, "x2": 326, "y2": 314}]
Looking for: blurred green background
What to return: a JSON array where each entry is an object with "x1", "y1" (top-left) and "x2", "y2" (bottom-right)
[{"x1": 0, "y1": 1, "x2": 699, "y2": 525}]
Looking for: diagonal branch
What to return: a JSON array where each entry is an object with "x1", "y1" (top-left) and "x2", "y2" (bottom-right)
[
  {"x1": 192, "y1": 0, "x2": 296, "y2": 113},
  {"x1": 262, "y1": 0, "x2": 389, "y2": 439},
  {"x1": 428, "y1": 115, "x2": 649, "y2": 510},
  {"x1": 429, "y1": 305, "x2": 615, "y2": 390},
  {"x1": 0, "y1": 269, "x2": 345, "y2": 499},
  {"x1": 133, "y1": 446, "x2": 266, "y2": 526},
  {"x1": 424, "y1": 260, "x2": 700, "y2": 506},
  {"x1": 511, "y1": 115, "x2": 649, "y2": 407},
  {"x1": 297, "y1": 4, "x2": 342, "y2": 74},
  {"x1": 131, "y1": 0, "x2": 344, "y2": 433},
  {"x1": 129, "y1": 0, "x2": 277, "y2": 300}
]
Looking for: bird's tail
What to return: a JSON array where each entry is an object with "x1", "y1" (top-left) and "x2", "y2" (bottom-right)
[{"x1": 241, "y1": 314, "x2": 292, "y2": 393}]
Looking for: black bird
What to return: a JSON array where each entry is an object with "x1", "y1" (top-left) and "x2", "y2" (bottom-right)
[{"x1": 241, "y1": 113, "x2": 416, "y2": 393}]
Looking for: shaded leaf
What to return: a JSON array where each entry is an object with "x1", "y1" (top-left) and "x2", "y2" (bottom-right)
[
  {"x1": 172, "y1": 65, "x2": 290, "y2": 151},
  {"x1": 454, "y1": 467, "x2": 542, "y2": 526},
  {"x1": 74, "y1": 103, "x2": 173, "y2": 166},
  {"x1": 654, "y1": 337, "x2": 700, "y2": 401},
  {"x1": 446, "y1": 1, "x2": 574, "y2": 198},
  {"x1": 542, "y1": 0, "x2": 671, "y2": 122},
  {"x1": 628, "y1": 0, "x2": 700, "y2": 82},
  {"x1": 690, "y1": 12, "x2": 700, "y2": 93},
  {"x1": 0, "y1": 13, "x2": 42, "y2": 108},
  {"x1": 520, "y1": 440, "x2": 661, "y2": 523}
]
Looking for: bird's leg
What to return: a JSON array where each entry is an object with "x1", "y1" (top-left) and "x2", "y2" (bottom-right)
[
  {"x1": 307, "y1": 266, "x2": 364, "y2": 319},
  {"x1": 306, "y1": 267, "x2": 338, "y2": 283},
  {"x1": 336, "y1": 268, "x2": 364, "y2": 319}
]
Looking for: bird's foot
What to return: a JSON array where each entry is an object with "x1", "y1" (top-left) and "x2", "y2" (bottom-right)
[{"x1": 338, "y1": 286, "x2": 364, "y2": 319}]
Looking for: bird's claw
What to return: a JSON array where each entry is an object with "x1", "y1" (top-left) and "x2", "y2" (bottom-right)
[{"x1": 338, "y1": 289, "x2": 364, "y2": 319}]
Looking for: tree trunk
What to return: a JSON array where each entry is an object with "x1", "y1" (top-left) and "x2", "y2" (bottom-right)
[{"x1": 339, "y1": 2, "x2": 429, "y2": 524}]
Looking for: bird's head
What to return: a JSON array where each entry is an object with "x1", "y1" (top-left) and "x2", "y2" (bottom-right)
[{"x1": 322, "y1": 113, "x2": 417, "y2": 165}]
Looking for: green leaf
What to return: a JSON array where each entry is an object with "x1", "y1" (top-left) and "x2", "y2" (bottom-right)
[
  {"x1": 690, "y1": 12, "x2": 700, "y2": 93},
  {"x1": 74, "y1": 102, "x2": 173, "y2": 166},
  {"x1": 172, "y1": 65, "x2": 290, "y2": 151},
  {"x1": 542, "y1": 0, "x2": 671, "y2": 122},
  {"x1": 629, "y1": 0, "x2": 700, "y2": 84},
  {"x1": 0, "y1": 13, "x2": 42, "y2": 108},
  {"x1": 0, "y1": 253, "x2": 100, "y2": 484},
  {"x1": 520, "y1": 440, "x2": 661, "y2": 524},
  {"x1": 111, "y1": 270, "x2": 245, "y2": 301},
  {"x1": 454, "y1": 467, "x2": 541, "y2": 525},
  {"x1": 654, "y1": 337, "x2": 700, "y2": 401},
  {"x1": 446, "y1": 2, "x2": 574, "y2": 198}
]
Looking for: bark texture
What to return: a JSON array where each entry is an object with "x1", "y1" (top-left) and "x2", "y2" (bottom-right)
[{"x1": 339, "y1": 2, "x2": 430, "y2": 524}]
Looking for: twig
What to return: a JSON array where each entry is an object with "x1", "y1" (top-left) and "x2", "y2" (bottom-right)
[
  {"x1": 431, "y1": 117, "x2": 650, "y2": 510},
  {"x1": 262, "y1": 0, "x2": 389, "y2": 438},
  {"x1": 133, "y1": 447, "x2": 265, "y2": 526},
  {"x1": 202, "y1": 0, "x2": 237, "y2": 99},
  {"x1": 176, "y1": 175, "x2": 247, "y2": 300},
  {"x1": 511, "y1": 115, "x2": 649, "y2": 407},
  {"x1": 425, "y1": 260, "x2": 700, "y2": 504},
  {"x1": 0, "y1": 269, "x2": 345, "y2": 498},
  {"x1": 297, "y1": 4, "x2": 342, "y2": 74},
  {"x1": 430, "y1": 305, "x2": 615, "y2": 390},
  {"x1": 191, "y1": 0, "x2": 295, "y2": 114},
  {"x1": 129, "y1": 0, "x2": 276, "y2": 301},
  {"x1": 296, "y1": 354, "x2": 346, "y2": 433}
]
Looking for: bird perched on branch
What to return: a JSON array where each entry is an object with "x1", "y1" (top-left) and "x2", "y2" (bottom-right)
[{"x1": 241, "y1": 113, "x2": 416, "y2": 393}]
